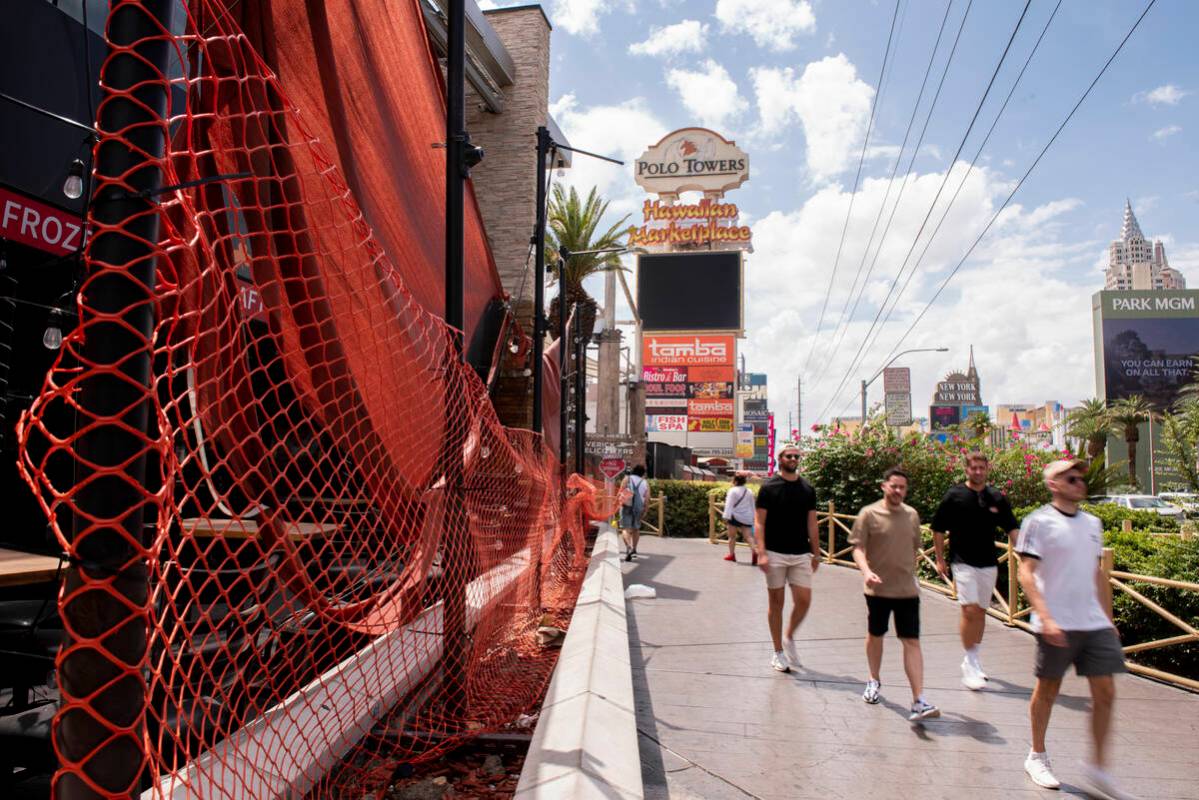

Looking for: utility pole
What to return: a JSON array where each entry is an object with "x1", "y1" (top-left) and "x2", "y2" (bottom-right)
[{"x1": 797, "y1": 374, "x2": 802, "y2": 434}]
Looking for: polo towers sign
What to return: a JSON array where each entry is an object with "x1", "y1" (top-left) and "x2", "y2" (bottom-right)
[{"x1": 634, "y1": 128, "x2": 749, "y2": 199}]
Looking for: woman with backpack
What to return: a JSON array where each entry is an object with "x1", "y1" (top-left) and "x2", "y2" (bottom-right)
[
  {"x1": 722, "y1": 472, "x2": 757, "y2": 564},
  {"x1": 618, "y1": 465, "x2": 649, "y2": 562}
]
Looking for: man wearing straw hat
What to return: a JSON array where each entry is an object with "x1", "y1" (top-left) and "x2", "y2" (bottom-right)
[{"x1": 1018, "y1": 458, "x2": 1130, "y2": 799}]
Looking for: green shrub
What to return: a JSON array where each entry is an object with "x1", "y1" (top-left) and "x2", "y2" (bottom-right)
[
  {"x1": 1011, "y1": 503, "x2": 1180, "y2": 533},
  {"x1": 647, "y1": 480, "x2": 728, "y2": 538},
  {"x1": 1103, "y1": 531, "x2": 1199, "y2": 677}
]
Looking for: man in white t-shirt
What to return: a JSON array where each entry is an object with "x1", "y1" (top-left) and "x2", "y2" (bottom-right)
[{"x1": 1017, "y1": 459, "x2": 1132, "y2": 799}]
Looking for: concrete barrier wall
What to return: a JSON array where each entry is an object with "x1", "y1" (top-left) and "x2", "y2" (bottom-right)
[{"x1": 515, "y1": 525, "x2": 643, "y2": 799}]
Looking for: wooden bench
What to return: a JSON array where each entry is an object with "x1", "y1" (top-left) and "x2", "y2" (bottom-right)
[
  {"x1": 0, "y1": 548, "x2": 63, "y2": 587},
  {"x1": 180, "y1": 518, "x2": 340, "y2": 541}
]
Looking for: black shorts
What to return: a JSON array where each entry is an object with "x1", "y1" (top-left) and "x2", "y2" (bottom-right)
[
  {"x1": 865, "y1": 594, "x2": 920, "y2": 638},
  {"x1": 1035, "y1": 628, "x2": 1126, "y2": 679}
]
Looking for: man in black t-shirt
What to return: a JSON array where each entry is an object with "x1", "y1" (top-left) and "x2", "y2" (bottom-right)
[
  {"x1": 931, "y1": 451, "x2": 1019, "y2": 690},
  {"x1": 754, "y1": 444, "x2": 820, "y2": 674}
]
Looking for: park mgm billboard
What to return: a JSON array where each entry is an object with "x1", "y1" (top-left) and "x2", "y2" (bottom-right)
[{"x1": 1092, "y1": 289, "x2": 1199, "y2": 490}]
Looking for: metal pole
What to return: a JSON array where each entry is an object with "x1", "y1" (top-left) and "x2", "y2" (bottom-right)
[
  {"x1": 860, "y1": 378, "x2": 868, "y2": 422},
  {"x1": 531, "y1": 127, "x2": 551, "y2": 434},
  {"x1": 443, "y1": 0, "x2": 469, "y2": 723},
  {"x1": 558, "y1": 259, "x2": 568, "y2": 477},
  {"x1": 575, "y1": 308, "x2": 585, "y2": 474},
  {"x1": 58, "y1": 1, "x2": 172, "y2": 796}
]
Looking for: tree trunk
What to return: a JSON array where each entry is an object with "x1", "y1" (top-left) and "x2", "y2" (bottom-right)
[{"x1": 1126, "y1": 431, "x2": 1139, "y2": 487}]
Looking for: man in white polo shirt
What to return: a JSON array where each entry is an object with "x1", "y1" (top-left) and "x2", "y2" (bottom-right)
[{"x1": 1018, "y1": 458, "x2": 1132, "y2": 799}]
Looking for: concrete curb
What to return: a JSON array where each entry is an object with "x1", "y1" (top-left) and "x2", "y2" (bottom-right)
[{"x1": 515, "y1": 524, "x2": 643, "y2": 799}]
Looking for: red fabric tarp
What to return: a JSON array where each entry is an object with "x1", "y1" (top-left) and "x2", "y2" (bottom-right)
[{"x1": 234, "y1": 0, "x2": 506, "y2": 347}]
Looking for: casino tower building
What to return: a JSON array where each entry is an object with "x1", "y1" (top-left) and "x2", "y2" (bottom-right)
[{"x1": 1105, "y1": 200, "x2": 1185, "y2": 291}]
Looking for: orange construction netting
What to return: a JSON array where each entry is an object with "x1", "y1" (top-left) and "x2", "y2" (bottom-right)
[{"x1": 15, "y1": 1, "x2": 613, "y2": 797}]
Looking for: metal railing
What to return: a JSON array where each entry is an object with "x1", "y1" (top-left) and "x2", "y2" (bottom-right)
[{"x1": 706, "y1": 496, "x2": 1199, "y2": 692}]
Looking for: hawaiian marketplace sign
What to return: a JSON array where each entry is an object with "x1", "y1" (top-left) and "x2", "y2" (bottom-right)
[
  {"x1": 634, "y1": 128, "x2": 749, "y2": 198},
  {"x1": 627, "y1": 198, "x2": 752, "y2": 250}
]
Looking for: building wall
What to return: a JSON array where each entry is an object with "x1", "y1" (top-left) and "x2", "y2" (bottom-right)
[
  {"x1": 467, "y1": 7, "x2": 550, "y2": 327},
  {"x1": 466, "y1": 6, "x2": 552, "y2": 429}
]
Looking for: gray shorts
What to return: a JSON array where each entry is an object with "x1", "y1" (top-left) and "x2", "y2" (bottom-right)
[{"x1": 1034, "y1": 627, "x2": 1126, "y2": 679}]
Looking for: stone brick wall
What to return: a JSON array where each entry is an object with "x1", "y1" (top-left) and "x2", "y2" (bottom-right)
[
  {"x1": 467, "y1": 7, "x2": 550, "y2": 330},
  {"x1": 467, "y1": 6, "x2": 552, "y2": 430}
]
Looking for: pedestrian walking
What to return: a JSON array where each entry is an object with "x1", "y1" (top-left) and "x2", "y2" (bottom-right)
[
  {"x1": 721, "y1": 472, "x2": 757, "y2": 564},
  {"x1": 931, "y1": 451, "x2": 1020, "y2": 690},
  {"x1": 618, "y1": 465, "x2": 649, "y2": 562},
  {"x1": 1018, "y1": 459, "x2": 1133, "y2": 799},
  {"x1": 851, "y1": 467, "x2": 940, "y2": 722},
  {"x1": 753, "y1": 444, "x2": 820, "y2": 673}
]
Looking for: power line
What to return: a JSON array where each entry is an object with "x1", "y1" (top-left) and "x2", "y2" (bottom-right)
[
  {"x1": 873, "y1": 0, "x2": 1158, "y2": 382},
  {"x1": 870, "y1": 1, "x2": 1064, "y2": 363},
  {"x1": 824, "y1": 0, "x2": 1065, "y2": 420},
  {"x1": 800, "y1": 0, "x2": 902, "y2": 377},
  {"x1": 814, "y1": 0, "x2": 1032, "y2": 424},
  {"x1": 814, "y1": 0, "x2": 961, "y2": 389}
]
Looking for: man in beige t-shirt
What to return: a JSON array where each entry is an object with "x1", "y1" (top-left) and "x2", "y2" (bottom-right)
[{"x1": 850, "y1": 467, "x2": 940, "y2": 722}]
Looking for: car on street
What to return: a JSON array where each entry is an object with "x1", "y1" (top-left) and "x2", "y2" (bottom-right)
[
  {"x1": 1097, "y1": 494, "x2": 1186, "y2": 521},
  {"x1": 1158, "y1": 492, "x2": 1199, "y2": 518}
]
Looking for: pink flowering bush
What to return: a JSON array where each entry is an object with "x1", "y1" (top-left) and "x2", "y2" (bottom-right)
[{"x1": 801, "y1": 419, "x2": 1063, "y2": 519}]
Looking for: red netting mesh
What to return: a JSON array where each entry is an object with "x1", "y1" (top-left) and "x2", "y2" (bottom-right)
[{"x1": 15, "y1": 1, "x2": 614, "y2": 796}]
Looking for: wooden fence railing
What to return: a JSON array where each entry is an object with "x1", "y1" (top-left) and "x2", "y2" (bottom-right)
[
  {"x1": 707, "y1": 496, "x2": 1199, "y2": 692},
  {"x1": 606, "y1": 492, "x2": 666, "y2": 536}
]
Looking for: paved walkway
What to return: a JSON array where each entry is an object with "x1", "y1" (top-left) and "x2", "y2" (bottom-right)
[{"x1": 622, "y1": 536, "x2": 1199, "y2": 800}]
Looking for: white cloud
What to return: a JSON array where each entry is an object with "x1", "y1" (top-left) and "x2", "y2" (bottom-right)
[
  {"x1": 1134, "y1": 84, "x2": 1189, "y2": 106},
  {"x1": 629, "y1": 20, "x2": 709, "y2": 57},
  {"x1": 549, "y1": 0, "x2": 630, "y2": 37},
  {"x1": 666, "y1": 59, "x2": 748, "y2": 129},
  {"x1": 548, "y1": 92, "x2": 668, "y2": 221},
  {"x1": 1152, "y1": 124, "x2": 1182, "y2": 142},
  {"x1": 750, "y1": 54, "x2": 874, "y2": 183},
  {"x1": 715, "y1": 0, "x2": 816, "y2": 52},
  {"x1": 735, "y1": 163, "x2": 1118, "y2": 426}
]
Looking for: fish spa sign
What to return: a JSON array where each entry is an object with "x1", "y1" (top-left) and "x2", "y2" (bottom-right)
[{"x1": 634, "y1": 128, "x2": 749, "y2": 199}]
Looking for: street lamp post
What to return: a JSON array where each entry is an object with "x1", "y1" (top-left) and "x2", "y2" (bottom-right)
[
  {"x1": 860, "y1": 347, "x2": 949, "y2": 422},
  {"x1": 556, "y1": 245, "x2": 642, "y2": 481}
]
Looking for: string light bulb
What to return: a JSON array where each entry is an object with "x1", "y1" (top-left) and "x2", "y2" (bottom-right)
[
  {"x1": 63, "y1": 159, "x2": 85, "y2": 200},
  {"x1": 43, "y1": 309, "x2": 65, "y2": 350}
]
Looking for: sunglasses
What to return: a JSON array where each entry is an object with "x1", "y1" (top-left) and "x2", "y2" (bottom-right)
[{"x1": 779, "y1": 454, "x2": 800, "y2": 460}]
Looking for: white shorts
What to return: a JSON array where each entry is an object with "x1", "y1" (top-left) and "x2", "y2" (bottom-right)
[
  {"x1": 764, "y1": 551, "x2": 814, "y2": 590},
  {"x1": 952, "y1": 563, "x2": 997, "y2": 607}
]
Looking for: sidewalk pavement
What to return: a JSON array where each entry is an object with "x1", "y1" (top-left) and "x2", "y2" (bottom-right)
[{"x1": 622, "y1": 536, "x2": 1199, "y2": 800}]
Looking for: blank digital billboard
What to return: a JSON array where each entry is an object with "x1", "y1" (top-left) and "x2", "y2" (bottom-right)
[{"x1": 638, "y1": 252, "x2": 741, "y2": 331}]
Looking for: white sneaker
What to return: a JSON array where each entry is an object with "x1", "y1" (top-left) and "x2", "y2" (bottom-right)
[
  {"x1": 967, "y1": 653, "x2": 989, "y2": 680},
  {"x1": 1024, "y1": 752, "x2": 1061, "y2": 790},
  {"x1": 782, "y1": 635, "x2": 801, "y2": 668},
  {"x1": 1082, "y1": 763, "x2": 1139, "y2": 800},
  {"x1": 770, "y1": 651, "x2": 791, "y2": 673},
  {"x1": 961, "y1": 658, "x2": 986, "y2": 691},
  {"x1": 908, "y1": 699, "x2": 940, "y2": 722},
  {"x1": 862, "y1": 679, "x2": 881, "y2": 704}
]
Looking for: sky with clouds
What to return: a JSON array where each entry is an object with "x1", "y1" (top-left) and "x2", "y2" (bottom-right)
[{"x1": 484, "y1": 0, "x2": 1198, "y2": 431}]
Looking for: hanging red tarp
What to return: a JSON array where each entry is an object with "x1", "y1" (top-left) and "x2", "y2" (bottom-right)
[{"x1": 235, "y1": 0, "x2": 506, "y2": 347}]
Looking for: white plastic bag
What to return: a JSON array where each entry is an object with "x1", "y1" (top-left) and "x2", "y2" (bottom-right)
[{"x1": 624, "y1": 583, "x2": 656, "y2": 600}]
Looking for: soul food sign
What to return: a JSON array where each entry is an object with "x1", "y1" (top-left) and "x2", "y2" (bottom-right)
[{"x1": 635, "y1": 128, "x2": 749, "y2": 198}]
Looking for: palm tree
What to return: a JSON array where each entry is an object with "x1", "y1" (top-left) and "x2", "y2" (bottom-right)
[
  {"x1": 1109, "y1": 395, "x2": 1153, "y2": 488},
  {"x1": 1065, "y1": 399, "x2": 1113, "y2": 460},
  {"x1": 963, "y1": 410, "x2": 991, "y2": 441},
  {"x1": 544, "y1": 185, "x2": 630, "y2": 340}
]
